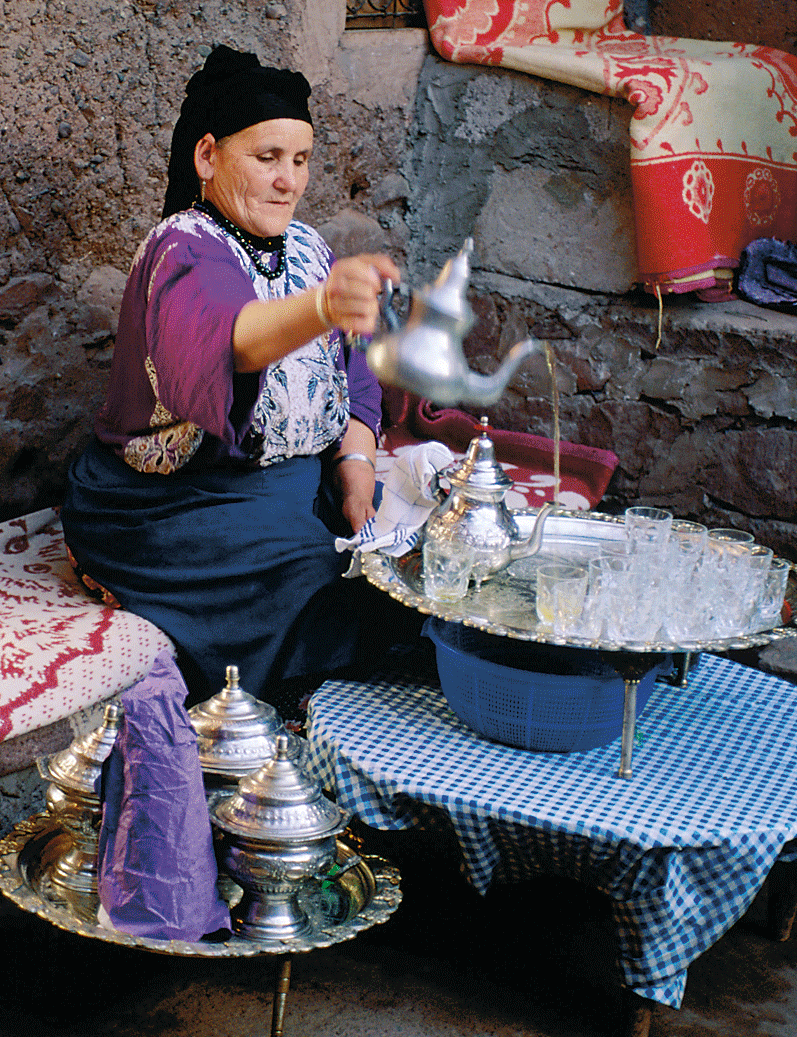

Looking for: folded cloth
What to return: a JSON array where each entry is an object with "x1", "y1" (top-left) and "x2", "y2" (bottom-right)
[
  {"x1": 335, "y1": 441, "x2": 454, "y2": 567},
  {"x1": 97, "y1": 650, "x2": 231, "y2": 941},
  {"x1": 737, "y1": 238, "x2": 797, "y2": 310},
  {"x1": 423, "y1": 0, "x2": 797, "y2": 301}
]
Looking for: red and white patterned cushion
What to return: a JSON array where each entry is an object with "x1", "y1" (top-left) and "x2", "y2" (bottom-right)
[{"x1": 0, "y1": 508, "x2": 174, "y2": 744}]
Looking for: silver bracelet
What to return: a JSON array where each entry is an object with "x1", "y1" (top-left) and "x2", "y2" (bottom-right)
[
  {"x1": 315, "y1": 283, "x2": 334, "y2": 330},
  {"x1": 332, "y1": 452, "x2": 375, "y2": 470}
]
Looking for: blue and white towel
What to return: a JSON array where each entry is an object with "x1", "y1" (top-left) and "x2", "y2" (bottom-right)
[{"x1": 335, "y1": 441, "x2": 454, "y2": 574}]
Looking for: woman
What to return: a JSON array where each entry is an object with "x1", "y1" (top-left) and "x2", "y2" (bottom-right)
[{"x1": 61, "y1": 45, "x2": 421, "y2": 711}]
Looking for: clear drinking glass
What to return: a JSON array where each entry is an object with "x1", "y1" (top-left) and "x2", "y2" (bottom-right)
[
  {"x1": 536, "y1": 562, "x2": 588, "y2": 634},
  {"x1": 702, "y1": 540, "x2": 755, "y2": 637},
  {"x1": 601, "y1": 554, "x2": 662, "y2": 643},
  {"x1": 624, "y1": 506, "x2": 673, "y2": 557},
  {"x1": 755, "y1": 558, "x2": 791, "y2": 629},
  {"x1": 707, "y1": 527, "x2": 754, "y2": 545},
  {"x1": 669, "y1": 520, "x2": 708, "y2": 568},
  {"x1": 423, "y1": 538, "x2": 475, "y2": 603},
  {"x1": 738, "y1": 544, "x2": 774, "y2": 631},
  {"x1": 572, "y1": 556, "x2": 610, "y2": 640}
]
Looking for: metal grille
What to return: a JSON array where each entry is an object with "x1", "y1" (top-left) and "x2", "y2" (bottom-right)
[{"x1": 345, "y1": 0, "x2": 427, "y2": 30}]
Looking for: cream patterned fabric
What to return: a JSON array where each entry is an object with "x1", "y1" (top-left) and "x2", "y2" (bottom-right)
[{"x1": 0, "y1": 508, "x2": 174, "y2": 744}]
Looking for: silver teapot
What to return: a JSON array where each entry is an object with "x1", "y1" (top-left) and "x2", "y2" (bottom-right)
[
  {"x1": 188, "y1": 665, "x2": 307, "y2": 796},
  {"x1": 424, "y1": 417, "x2": 556, "y2": 582},
  {"x1": 363, "y1": 238, "x2": 547, "y2": 408},
  {"x1": 37, "y1": 699, "x2": 122, "y2": 899}
]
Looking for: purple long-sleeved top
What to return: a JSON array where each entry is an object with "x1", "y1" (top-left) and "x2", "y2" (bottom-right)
[{"x1": 95, "y1": 209, "x2": 382, "y2": 474}]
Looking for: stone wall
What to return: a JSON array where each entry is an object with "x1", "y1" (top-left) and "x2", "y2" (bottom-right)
[
  {"x1": 405, "y1": 56, "x2": 797, "y2": 561},
  {"x1": 2, "y1": 1, "x2": 796, "y2": 562},
  {"x1": 0, "y1": 0, "x2": 427, "y2": 519}
]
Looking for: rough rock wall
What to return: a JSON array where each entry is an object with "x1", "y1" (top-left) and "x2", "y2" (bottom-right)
[
  {"x1": 0, "y1": 0, "x2": 426, "y2": 519},
  {"x1": 2, "y1": 1, "x2": 796, "y2": 562}
]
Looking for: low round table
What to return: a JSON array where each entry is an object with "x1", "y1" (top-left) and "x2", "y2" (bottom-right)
[{"x1": 306, "y1": 651, "x2": 797, "y2": 1033}]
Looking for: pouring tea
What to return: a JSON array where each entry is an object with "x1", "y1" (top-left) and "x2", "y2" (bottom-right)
[{"x1": 360, "y1": 238, "x2": 548, "y2": 408}]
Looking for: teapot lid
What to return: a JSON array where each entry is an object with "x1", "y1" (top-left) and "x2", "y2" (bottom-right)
[
  {"x1": 212, "y1": 734, "x2": 350, "y2": 843},
  {"x1": 188, "y1": 665, "x2": 291, "y2": 776},
  {"x1": 38, "y1": 700, "x2": 122, "y2": 795},
  {"x1": 445, "y1": 417, "x2": 512, "y2": 497}
]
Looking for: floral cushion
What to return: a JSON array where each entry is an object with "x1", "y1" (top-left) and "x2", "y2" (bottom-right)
[{"x1": 0, "y1": 508, "x2": 174, "y2": 747}]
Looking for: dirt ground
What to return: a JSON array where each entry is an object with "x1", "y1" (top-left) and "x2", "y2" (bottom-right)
[{"x1": 1, "y1": 824, "x2": 796, "y2": 1037}]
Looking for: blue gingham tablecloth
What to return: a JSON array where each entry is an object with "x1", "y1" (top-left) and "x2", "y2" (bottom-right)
[{"x1": 306, "y1": 653, "x2": 797, "y2": 1008}]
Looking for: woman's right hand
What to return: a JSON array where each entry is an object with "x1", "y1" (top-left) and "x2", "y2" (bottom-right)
[{"x1": 320, "y1": 254, "x2": 401, "y2": 337}]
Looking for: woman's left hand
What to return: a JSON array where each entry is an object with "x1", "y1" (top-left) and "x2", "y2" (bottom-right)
[{"x1": 334, "y1": 458, "x2": 377, "y2": 534}]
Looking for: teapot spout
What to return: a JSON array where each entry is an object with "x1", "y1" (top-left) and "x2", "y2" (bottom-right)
[
  {"x1": 508, "y1": 501, "x2": 557, "y2": 561},
  {"x1": 460, "y1": 338, "x2": 546, "y2": 407}
]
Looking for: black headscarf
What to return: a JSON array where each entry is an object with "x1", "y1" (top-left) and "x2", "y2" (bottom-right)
[{"x1": 161, "y1": 45, "x2": 313, "y2": 220}]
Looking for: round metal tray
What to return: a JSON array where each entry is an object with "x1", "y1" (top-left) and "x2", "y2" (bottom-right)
[
  {"x1": 362, "y1": 509, "x2": 797, "y2": 654},
  {"x1": 0, "y1": 814, "x2": 402, "y2": 958}
]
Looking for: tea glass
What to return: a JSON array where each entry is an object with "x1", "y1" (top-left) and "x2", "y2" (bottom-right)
[
  {"x1": 601, "y1": 554, "x2": 662, "y2": 643},
  {"x1": 738, "y1": 544, "x2": 774, "y2": 628},
  {"x1": 536, "y1": 562, "x2": 589, "y2": 634},
  {"x1": 700, "y1": 539, "x2": 756, "y2": 637},
  {"x1": 755, "y1": 557, "x2": 791, "y2": 629},
  {"x1": 668, "y1": 520, "x2": 708, "y2": 569},
  {"x1": 423, "y1": 538, "x2": 475, "y2": 603},
  {"x1": 572, "y1": 556, "x2": 611, "y2": 640},
  {"x1": 707, "y1": 527, "x2": 754, "y2": 545},
  {"x1": 624, "y1": 506, "x2": 673, "y2": 558}
]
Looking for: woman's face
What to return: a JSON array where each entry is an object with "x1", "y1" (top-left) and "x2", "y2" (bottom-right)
[{"x1": 199, "y1": 119, "x2": 313, "y2": 237}]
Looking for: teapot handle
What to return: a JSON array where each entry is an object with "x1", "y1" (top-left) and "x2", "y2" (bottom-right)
[
  {"x1": 344, "y1": 280, "x2": 411, "y2": 354},
  {"x1": 379, "y1": 279, "x2": 411, "y2": 333}
]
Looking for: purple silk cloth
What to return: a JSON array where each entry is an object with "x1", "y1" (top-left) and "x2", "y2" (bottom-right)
[{"x1": 97, "y1": 650, "x2": 231, "y2": 941}]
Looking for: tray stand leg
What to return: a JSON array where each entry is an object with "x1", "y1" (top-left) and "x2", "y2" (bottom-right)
[
  {"x1": 619, "y1": 678, "x2": 638, "y2": 780},
  {"x1": 271, "y1": 954, "x2": 292, "y2": 1037},
  {"x1": 620, "y1": 989, "x2": 655, "y2": 1037}
]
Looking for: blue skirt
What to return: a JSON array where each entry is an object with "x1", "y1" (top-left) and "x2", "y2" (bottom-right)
[{"x1": 61, "y1": 438, "x2": 421, "y2": 706}]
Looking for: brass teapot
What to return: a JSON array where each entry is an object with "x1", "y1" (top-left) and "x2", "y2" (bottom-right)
[
  {"x1": 363, "y1": 238, "x2": 547, "y2": 408},
  {"x1": 424, "y1": 417, "x2": 556, "y2": 583}
]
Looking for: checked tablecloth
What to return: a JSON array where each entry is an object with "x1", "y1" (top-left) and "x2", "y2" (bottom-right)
[{"x1": 306, "y1": 653, "x2": 797, "y2": 1007}]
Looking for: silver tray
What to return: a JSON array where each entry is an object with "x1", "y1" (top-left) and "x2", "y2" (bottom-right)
[
  {"x1": 363, "y1": 509, "x2": 797, "y2": 655},
  {"x1": 0, "y1": 814, "x2": 401, "y2": 958}
]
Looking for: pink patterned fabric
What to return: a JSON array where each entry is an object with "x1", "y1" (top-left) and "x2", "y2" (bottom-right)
[
  {"x1": 423, "y1": 0, "x2": 797, "y2": 299},
  {"x1": 0, "y1": 508, "x2": 175, "y2": 743}
]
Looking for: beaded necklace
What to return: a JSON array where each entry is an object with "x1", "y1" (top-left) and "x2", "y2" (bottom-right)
[{"x1": 194, "y1": 200, "x2": 286, "y2": 281}]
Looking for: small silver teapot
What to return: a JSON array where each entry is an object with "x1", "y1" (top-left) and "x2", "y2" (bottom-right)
[
  {"x1": 37, "y1": 699, "x2": 122, "y2": 899},
  {"x1": 424, "y1": 417, "x2": 556, "y2": 583},
  {"x1": 188, "y1": 665, "x2": 307, "y2": 796},
  {"x1": 363, "y1": 238, "x2": 547, "y2": 408}
]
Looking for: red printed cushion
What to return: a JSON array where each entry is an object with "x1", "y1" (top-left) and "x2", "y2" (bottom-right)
[{"x1": 0, "y1": 508, "x2": 175, "y2": 743}]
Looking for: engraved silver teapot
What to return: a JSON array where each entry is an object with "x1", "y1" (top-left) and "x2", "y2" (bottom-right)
[
  {"x1": 363, "y1": 238, "x2": 546, "y2": 408},
  {"x1": 424, "y1": 417, "x2": 556, "y2": 583},
  {"x1": 188, "y1": 665, "x2": 307, "y2": 796},
  {"x1": 211, "y1": 734, "x2": 351, "y2": 942}
]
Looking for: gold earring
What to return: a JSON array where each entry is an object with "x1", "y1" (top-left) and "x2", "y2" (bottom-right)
[{"x1": 200, "y1": 180, "x2": 206, "y2": 203}]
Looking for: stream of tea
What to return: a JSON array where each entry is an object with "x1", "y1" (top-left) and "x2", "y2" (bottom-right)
[{"x1": 543, "y1": 342, "x2": 561, "y2": 507}]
